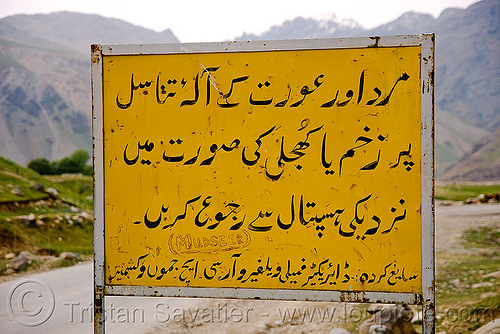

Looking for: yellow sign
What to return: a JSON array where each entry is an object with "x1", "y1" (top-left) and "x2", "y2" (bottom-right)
[{"x1": 102, "y1": 46, "x2": 422, "y2": 293}]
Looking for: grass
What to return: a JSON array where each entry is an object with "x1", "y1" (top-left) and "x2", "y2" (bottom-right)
[
  {"x1": 0, "y1": 156, "x2": 92, "y2": 210},
  {"x1": 1, "y1": 155, "x2": 499, "y2": 333},
  {"x1": 435, "y1": 226, "x2": 500, "y2": 333},
  {"x1": 44, "y1": 174, "x2": 93, "y2": 199},
  {"x1": 435, "y1": 183, "x2": 500, "y2": 202},
  {"x1": 0, "y1": 213, "x2": 94, "y2": 256},
  {"x1": 463, "y1": 226, "x2": 500, "y2": 249},
  {"x1": 0, "y1": 157, "x2": 94, "y2": 275}
]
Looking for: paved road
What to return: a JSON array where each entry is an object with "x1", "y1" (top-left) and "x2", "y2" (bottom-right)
[
  {"x1": 1, "y1": 203, "x2": 499, "y2": 333},
  {"x1": 0, "y1": 262, "x2": 208, "y2": 334}
]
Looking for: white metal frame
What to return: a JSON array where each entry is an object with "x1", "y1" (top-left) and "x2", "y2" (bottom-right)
[{"x1": 92, "y1": 35, "x2": 435, "y2": 333}]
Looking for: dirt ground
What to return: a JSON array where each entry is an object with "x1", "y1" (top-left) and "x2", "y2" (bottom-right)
[
  {"x1": 142, "y1": 202, "x2": 500, "y2": 334},
  {"x1": 2, "y1": 202, "x2": 499, "y2": 333}
]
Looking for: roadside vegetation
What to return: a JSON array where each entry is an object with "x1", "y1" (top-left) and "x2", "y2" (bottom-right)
[
  {"x1": 0, "y1": 156, "x2": 499, "y2": 333},
  {"x1": 0, "y1": 156, "x2": 93, "y2": 277},
  {"x1": 436, "y1": 183, "x2": 500, "y2": 202},
  {"x1": 27, "y1": 149, "x2": 93, "y2": 176},
  {"x1": 435, "y1": 226, "x2": 499, "y2": 333}
]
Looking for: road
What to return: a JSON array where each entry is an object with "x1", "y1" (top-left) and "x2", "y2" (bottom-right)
[{"x1": 1, "y1": 203, "x2": 499, "y2": 333}]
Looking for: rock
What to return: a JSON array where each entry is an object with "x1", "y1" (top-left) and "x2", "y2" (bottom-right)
[
  {"x1": 9, "y1": 251, "x2": 34, "y2": 271},
  {"x1": 482, "y1": 271, "x2": 500, "y2": 279},
  {"x1": 59, "y1": 252, "x2": 80, "y2": 260},
  {"x1": 36, "y1": 219, "x2": 45, "y2": 226},
  {"x1": 472, "y1": 319, "x2": 500, "y2": 334},
  {"x1": 4, "y1": 268, "x2": 15, "y2": 275},
  {"x1": 46, "y1": 187, "x2": 59, "y2": 196},
  {"x1": 11, "y1": 186, "x2": 23, "y2": 196},
  {"x1": 359, "y1": 304, "x2": 417, "y2": 334},
  {"x1": 472, "y1": 282, "x2": 494, "y2": 288},
  {"x1": 480, "y1": 292, "x2": 497, "y2": 299},
  {"x1": 35, "y1": 183, "x2": 45, "y2": 192},
  {"x1": 369, "y1": 325, "x2": 391, "y2": 333},
  {"x1": 330, "y1": 328, "x2": 355, "y2": 334},
  {"x1": 4, "y1": 252, "x2": 15, "y2": 259},
  {"x1": 81, "y1": 211, "x2": 94, "y2": 221},
  {"x1": 27, "y1": 213, "x2": 36, "y2": 221}
]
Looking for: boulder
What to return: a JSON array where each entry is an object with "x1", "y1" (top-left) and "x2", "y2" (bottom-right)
[
  {"x1": 4, "y1": 252, "x2": 16, "y2": 259},
  {"x1": 59, "y1": 252, "x2": 80, "y2": 260},
  {"x1": 11, "y1": 186, "x2": 23, "y2": 196},
  {"x1": 46, "y1": 187, "x2": 59, "y2": 196},
  {"x1": 472, "y1": 282, "x2": 494, "y2": 288},
  {"x1": 482, "y1": 271, "x2": 500, "y2": 279},
  {"x1": 80, "y1": 211, "x2": 94, "y2": 221},
  {"x1": 9, "y1": 251, "x2": 34, "y2": 271},
  {"x1": 4, "y1": 268, "x2": 15, "y2": 275},
  {"x1": 35, "y1": 183, "x2": 45, "y2": 192}
]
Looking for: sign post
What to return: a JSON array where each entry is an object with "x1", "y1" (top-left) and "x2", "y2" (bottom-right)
[{"x1": 92, "y1": 35, "x2": 434, "y2": 333}]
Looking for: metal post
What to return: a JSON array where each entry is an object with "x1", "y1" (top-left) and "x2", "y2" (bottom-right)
[
  {"x1": 420, "y1": 33, "x2": 436, "y2": 334},
  {"x1": 92, "y1": 43, "x2": 105, "y2": 334}
]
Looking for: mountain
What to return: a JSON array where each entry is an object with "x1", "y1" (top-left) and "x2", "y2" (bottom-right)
[
  {"x1": 435, "y1": 110, "x2": 489, "y2": 175},
  {"x1": 235, "y1": 0, "x2": 500, "y2": 178},
  {"x1": 0, "y1": 2, "x2": 498, "y2": 181},
  {"x1": 440, "y1": 128, "x2": 500, "y2": 182},
  {"x1": 0, "y1": 11, "x2": 178, "y2": 56},
  {"x1": 238, "y1": 14, "x2": 366, "y2": 40},
  {"x1": 0, "y1": 12, "x2": 178, "y2": 165}
]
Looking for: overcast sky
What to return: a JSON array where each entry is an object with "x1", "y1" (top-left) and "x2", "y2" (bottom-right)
[{"x1": 0, "y1": 0, "x2": 480, "y2": 42}]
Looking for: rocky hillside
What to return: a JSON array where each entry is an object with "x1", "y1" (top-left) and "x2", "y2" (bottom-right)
[
  {"x1": 236, "y1": 0, "x2": 500, "y2": 178},
  {"x1": 0, "y1": 1, "x2": 498, "y2": 180},
  {"x1": 237, "y1": 0, "x2": 500, "y2": 131},
  {"x1": 0, "y1": 12, "x2": 178, "y2": 165},
  {"x1": 440, "y1": 128, "x2": 500, "y2": 182}
]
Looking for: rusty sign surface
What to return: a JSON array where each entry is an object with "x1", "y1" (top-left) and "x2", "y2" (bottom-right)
[{"x1": 92, "y1": 35, "x2": 434, "y2": 332}]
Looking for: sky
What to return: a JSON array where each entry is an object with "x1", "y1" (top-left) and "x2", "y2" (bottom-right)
[{"x1": 0, "y1": 0, "x2": 480, "y2": 43}]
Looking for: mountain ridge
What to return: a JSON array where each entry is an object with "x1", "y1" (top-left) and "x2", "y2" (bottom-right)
[
  {"x1": 0, "y1": 1, "x2": 498, "y2": 180},
  {"x1": 0, "y1": 11, "x2": 179, "y2": 165}
]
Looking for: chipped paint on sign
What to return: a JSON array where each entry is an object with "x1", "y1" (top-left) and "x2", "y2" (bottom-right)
[{"x1": 100, "y1": 45, "x2": 423, "y2": 294}]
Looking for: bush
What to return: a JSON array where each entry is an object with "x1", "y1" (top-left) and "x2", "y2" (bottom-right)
[
  {"x1": 83, "y1": 165, "x2": 93, "y2": 176},
  {"x1": 27, "y1": 158, "x2": 54, "y2": 175},
  {"x1": 28, "y1": 149, "x2": 91, "y2": 175}
]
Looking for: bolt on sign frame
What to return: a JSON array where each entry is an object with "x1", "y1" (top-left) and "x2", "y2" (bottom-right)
[{"x1": 92, "y1": 34, "x2": 435, "y2": 333}]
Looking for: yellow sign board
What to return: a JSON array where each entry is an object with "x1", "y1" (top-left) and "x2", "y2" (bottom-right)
[{"x1": 101, "y1": 45, "x2": 422, "y2": 293}]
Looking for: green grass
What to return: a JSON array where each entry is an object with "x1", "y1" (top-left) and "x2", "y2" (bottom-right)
[
  {"x1": 1, "y1": 155, "x2": 499, "y2": 333},
  {"x1": 0, "y1": 156, "x2": 94, "y2": 262},
  {"x1": 435, "y1": 183, "x2": 500, "y2": 202},
  {"x1": 464, "y1": 226, "x2": 500, "y2": 249},
  {"x1": 0, "y1": 210, "x2": 94, "y2": 256},
  {"x1": 45, "y1": 175, "x2": 93, "y2": 199},
  {"x1": 435, "y1": 226, "x2": 500, "y2": 333},
  {"x1": 0, "y1": 156, "x2": 92, "y2": 210}
]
